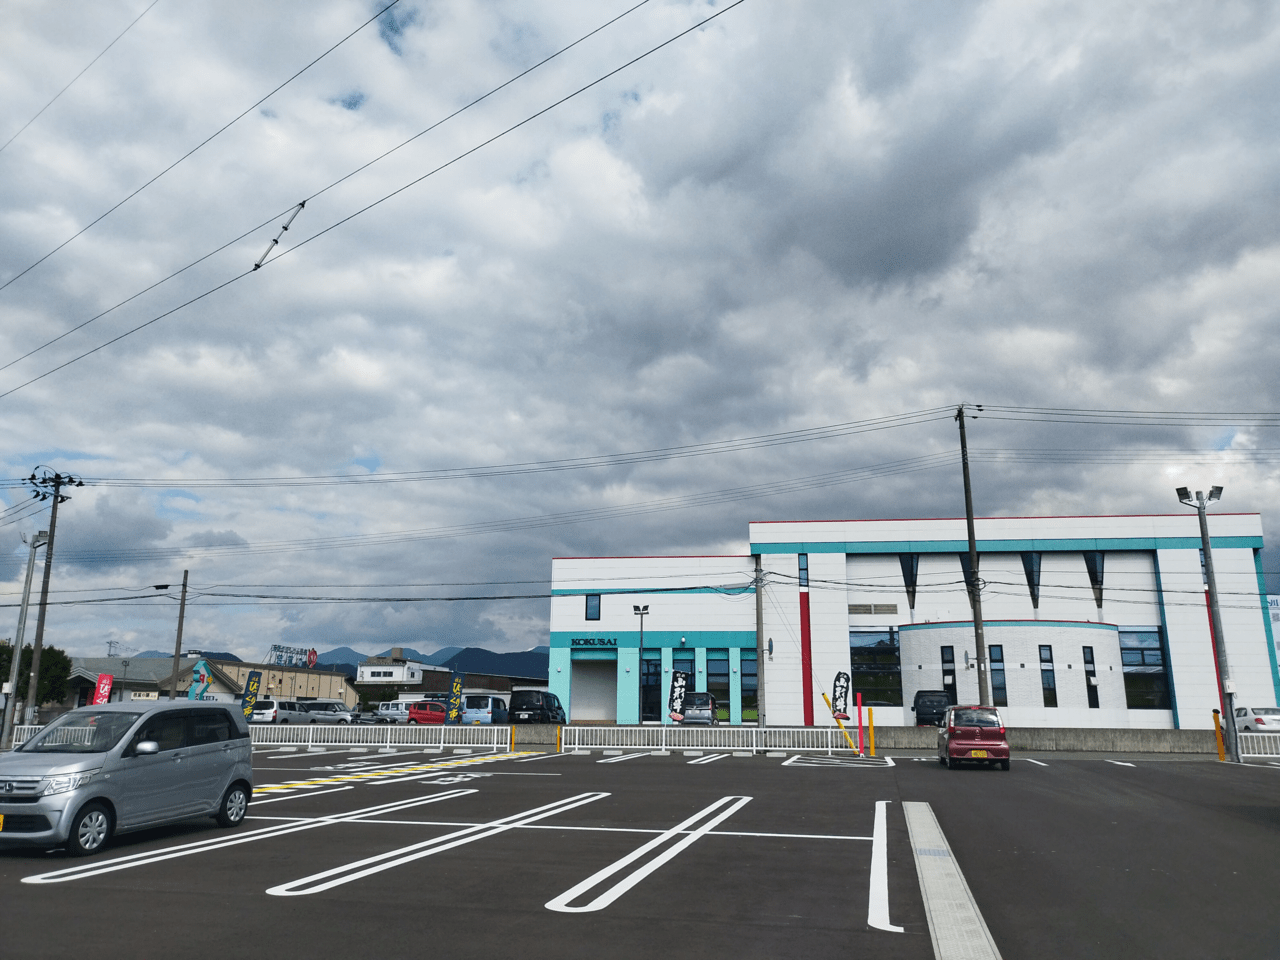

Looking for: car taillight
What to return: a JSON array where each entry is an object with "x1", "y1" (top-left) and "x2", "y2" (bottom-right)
[
  {"x1": 1257, "y1": 718, "x2": 1268, "y2": 725},
  {"x1": 999, "y1": 726, "x2": 1005, "y2": 737}
]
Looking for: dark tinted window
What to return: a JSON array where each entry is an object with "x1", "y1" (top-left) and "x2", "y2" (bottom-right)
[
  {"x1": 256, "y1": 700, "x2": 276, "y2": 710},
  {"x1": 132, "y1": 713, "x2": 188, "y2": 752},
  {"x1": 190, "y1": 709, "x2": 233, "y2": 745},
  {"x1": 585, "y1": 594, "x2": 600, "y2": 620},
  {"x1": 510, "y1": 692, "x2": 545, "y2": 710}
]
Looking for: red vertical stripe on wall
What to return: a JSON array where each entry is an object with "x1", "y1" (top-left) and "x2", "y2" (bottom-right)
[{"x1": 800, "y1": 591, "x2": 814, "y2": 726}]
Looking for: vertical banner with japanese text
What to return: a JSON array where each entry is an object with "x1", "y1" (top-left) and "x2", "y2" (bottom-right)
[
  {"x1": 241, "y1": 670, "x2": 262, "y2": 720},
  {"x1": 446, "y1": 672, "x2": 464, "y2": 724},
  {"x1": 90, "y1": 673, "x2": 114, "y2": 705}
]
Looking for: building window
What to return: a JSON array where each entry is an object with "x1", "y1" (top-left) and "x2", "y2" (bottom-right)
[
  {"x1": 740, "y1": 655, "x2": 758, "y2": 723},
  {"x1": 990, "y1": 645, "x2": 1007, "y2": 707},
  {"x1": 1119, "y1": 629, "x2": 1171, "y2": 709},
  {"x1": 798, "y1": 553, "x2": 809, "y2": 587},
  {"x1": 850, "y1": 630, "x2": 902, "y2": 706},
  {"x1": 1083, "y1": 645, "x2": 1099, "y2": 709},
  {"x1": 1083, "y1": 551, "x2": 1104, "y2": 608},
  {"x1": 941, "y1": 646, "x2": 957, "y2": 704},
  {"x1": 640, "y1": 654, "x2": 662, "y2": 722},
  {"x1": 585, "y1": 594, "x2": 600, "y2": 620},
  {"x1": 707, "y1": 654, "x2": 730, "y2": 722},
  {"x1": 1040, "y1": 645, "x2": 1057, "y2": 708}
]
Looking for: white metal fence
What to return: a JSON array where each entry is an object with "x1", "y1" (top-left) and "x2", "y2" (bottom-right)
[
  {"x1": 560, "y1": 725, "x2": 863, "y2": 754},
  {"x1": 1238, "y1": 732, "x2": 1280, "y2": 758},
  {"x1": 11, "y1": 723, "x2": 512, "y2": 752}
]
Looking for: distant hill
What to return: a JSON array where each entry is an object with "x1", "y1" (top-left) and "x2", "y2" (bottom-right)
[
  {"x1": 315, "y1": 646, "x2": 369, "y2": 666},
  {"x1": 439, "y1": 647, "x2": 548, "y2": 681},
  {"x1": 422, "y1": 646, "x2": 464, "y2": 665}
]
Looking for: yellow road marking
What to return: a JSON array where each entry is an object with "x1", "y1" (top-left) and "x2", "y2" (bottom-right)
[{"x1": 253, "y1": 751, "x2": 539, "y2": 793}]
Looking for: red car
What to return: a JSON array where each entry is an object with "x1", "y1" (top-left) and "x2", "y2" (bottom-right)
[
  {"x1": 407, "y1": 700, "x2": 448, "y2": 724},
  {"x1": 937, "y1": 705, "x2": 1010, "y2": 770}
]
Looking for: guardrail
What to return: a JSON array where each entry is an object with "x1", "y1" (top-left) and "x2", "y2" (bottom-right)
[
  {"x1": 1238, "y1": 732, "x2": 1280, "y2": 758},
  {"x1": 560, "y1": 725, "x2": 861, "y2": 754},
  {"x1": 10, "y1": 723, "x2": 512, "y2": 752}
]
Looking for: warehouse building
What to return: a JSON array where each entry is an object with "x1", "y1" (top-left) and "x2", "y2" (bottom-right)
[{"x1": 549, "y1": 513, "x2": 1277, "y2": 729}]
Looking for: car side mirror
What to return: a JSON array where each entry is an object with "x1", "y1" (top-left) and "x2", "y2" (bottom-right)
[
  {"x1": 134, "y1": 740, "x2": 160, "y2": 756},
  {"x1": 909, "y1": 705, "x2": 915, "y2": 711}
]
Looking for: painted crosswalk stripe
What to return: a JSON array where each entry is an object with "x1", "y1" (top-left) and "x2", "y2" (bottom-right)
[
  {"x1": 598, "y1": 752, "x2": 650, "y2": 763},
  {"x1": 687, "y1": 753, "x2": 729, "y2": 765},
  {"x1": 267, "y1": 792, "x2": 610, "y2": 896},
  {"x1": 546, "y1": 796, "x2": 751, "y2": 913}
]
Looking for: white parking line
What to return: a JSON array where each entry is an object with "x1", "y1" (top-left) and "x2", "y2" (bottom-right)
[
  {"x1": 904, "y1": 801, "x2": 1002, "y2": 959},
  {"x1": 687, "y1": 753, "x2": 729, "y2": 765},
  {"x1": 1023, "y1": 759, "x2": 1048, "y2": 767},
  {"x1": 1105, "y1": 760, "x2": 1136, "y2": 767},
  {"x1": 266, "y1": 792, "x2": 610, "y2": 897},
  {"x1": 514, "y1": 752, "x2": 571, "y2": 762},
  {"x1": 22, "y1": 790, "x2": 476, "y2": 885},
  {"x1": 598, "y1": 752, "x2": 651, "y2": 764},
  {"x1": 868, "y1": 801, "x2": 904, "y2": 933},
  {"x1": 545, "y1": 796, "x2": 752, "y2": 913}
]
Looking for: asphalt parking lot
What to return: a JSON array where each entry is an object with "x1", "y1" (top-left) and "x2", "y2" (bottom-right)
[{"x1": 2, "y1": 746, "x2": 1278, "y2": 960}]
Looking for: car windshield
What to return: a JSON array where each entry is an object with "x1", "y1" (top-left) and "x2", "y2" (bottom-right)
[
  {"x1": 19, "y1": 710, "x2": 142, "y2": 753},
  {"x1": 510, "y1": 693, "x2": 544, "y2": 709},
  {"x1": 1253, "y1": 707, "x2": 1280, "y2": 716},
  {"x1": 952, "y1": 708, "x2": 1001, "y2": 728}
]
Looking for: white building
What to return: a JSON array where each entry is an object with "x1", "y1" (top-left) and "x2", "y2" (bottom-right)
[{"x1": 549, "y1": 514, "x2": 1278, "y2": 729}]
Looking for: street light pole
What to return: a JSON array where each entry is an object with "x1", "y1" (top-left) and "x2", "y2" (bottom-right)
[
  {"x1": 1, "y1": 531, "x2": 48, "y2": 748},
  {"x1": 1177, "y1": 486, "x2": 1240, "y2": 763}
]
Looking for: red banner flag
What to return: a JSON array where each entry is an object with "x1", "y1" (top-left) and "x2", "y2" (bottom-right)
[{"x1": 90, "y1": 673, "x2": 114, "y2": 705}]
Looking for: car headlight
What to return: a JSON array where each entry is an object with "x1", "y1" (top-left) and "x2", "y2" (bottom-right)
[{"x1": 43, "y1": 773, "x2": 94, "y2": 796}]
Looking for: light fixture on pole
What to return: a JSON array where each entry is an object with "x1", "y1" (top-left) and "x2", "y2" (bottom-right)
[
  {"x1": 633, "y1": 605, "x2": 648, "y2": 647},
  {"x1": 1177, "y1": 485, "x2": 1240, "y2": 763}
]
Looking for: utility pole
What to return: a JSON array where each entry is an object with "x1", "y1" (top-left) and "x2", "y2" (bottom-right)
[
  {"x1": 2, "y1": 531, "x2": 48, "y2": 748},
  {"x1": 1177, "y1": 486, "x2": 1240, "y2": 763},
  {"x1": 23, "y1": 469, "x2": 82, "y2": 725},
  {"x1": 956, "y1": 406, "x2": 990, "y2": 706},
  {"x1": 168, "y1": 570, "x2": 190, "y2": 699}
]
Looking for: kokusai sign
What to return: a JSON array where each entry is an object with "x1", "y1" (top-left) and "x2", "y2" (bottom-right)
[
  {"x1": 571, "y1": 638, "x2": 617, "y2": 647},
  {"x1": 267, "y1": 644, "x2": 318, "y2": 667}
]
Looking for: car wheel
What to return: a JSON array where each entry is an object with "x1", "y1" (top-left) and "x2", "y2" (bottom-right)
[
  {"x1": 947, "y1": 757, "x2": 958, "y2": 770},
  {"x1": 408, "y1": 719, "x2": 418, "y2": 724},
  {"x1": 1000, "y1": 760, "x2": 1011, "y2": 771},
  {"x1": 215, "y1": 783, "x2": 249, "y2": 827},
  {"x1": 937, "y1": 756, "x2": 946, "y2": 767},
  {"x1": 66, "y1": 802, "x2": 113, "y2": 856}
]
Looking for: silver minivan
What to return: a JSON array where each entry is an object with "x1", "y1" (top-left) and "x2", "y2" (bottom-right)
[{"x1": 0, "y1": 700, "x2": 253, "y2": 856}]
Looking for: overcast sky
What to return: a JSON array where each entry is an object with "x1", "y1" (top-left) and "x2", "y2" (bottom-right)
[{"x1": 1, "y1": 0, "x2": 1277, "y2": 663}]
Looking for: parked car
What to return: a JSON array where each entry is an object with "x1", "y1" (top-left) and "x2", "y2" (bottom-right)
[
  {"x1": 1234, "y1": 705, "x2": 1280, "y2": 733},
  {"x1": 912, "y1": 689, "x2": 954, "y2": 727},
  {"x1": 462, "y1": 695, "x2": 508, "y2": 725},
  {"x1": 407, "y1": 700, "x2": 448, "y2": 724},
  {"x1": 300, "y1": 701, "x2": 355, "y2": 724},
  {"x1": 509, "y1": 690, "x2": 566, "y2": 724},
  {"x1": 0, "y1": 701, "x2": 252, "y2": 856},
  {"x1": 679, "y1": 692, "x2": 718, "y2": 725},
  {"x1": 374, "y1": 701, "x2": 414, "y2": 723},
  {"x1": 937, "y1": 705, "x2": 1010, "y2": 770},
  {"x1": 249, "y1": 699, "x2": 312, "y2": 724}
]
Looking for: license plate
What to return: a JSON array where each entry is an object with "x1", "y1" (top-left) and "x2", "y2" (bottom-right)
[
  {"x1": 970, "y1": 750, "x2": 988, "y2": 758},
  {"x1": 517, "y1": 713, "x2": 530, "y2": 719}
]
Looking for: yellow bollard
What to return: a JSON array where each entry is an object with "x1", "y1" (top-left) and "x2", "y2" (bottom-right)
[
  {"x1": 868, "y1": 707, "x2": 876, "y2": 757},
  {"x1": 1212, "y1": 709, "x2": 1225, "y2": 762},
  {"x1": 823, "y1": 693, "x2": 860, "y2": 753}
]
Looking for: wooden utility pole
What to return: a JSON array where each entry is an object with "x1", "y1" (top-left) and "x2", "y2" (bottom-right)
[
  {"x1": 24, "y1": 470, "x2": 81, "y2": 724},
  {"x1": 956, "y1": 407, "x2": 990, "y2": 706}
]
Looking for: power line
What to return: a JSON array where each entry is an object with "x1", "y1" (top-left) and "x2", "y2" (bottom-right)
[
  {"x1": 0, "y1": 0, "x2": 654, "y2": 374},
  {"x1": 0, "y1": 0, "x2": 746, "y2": 398},
  {"x1": 0, "y1": 0, "x2": 404, "y2": 296},
  {"x1": 0, "y1": 0, "x2": 163, "y2": 157},
  {"x1": 972, "y1": 404, "x2": 1280, "y2": 428}
]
